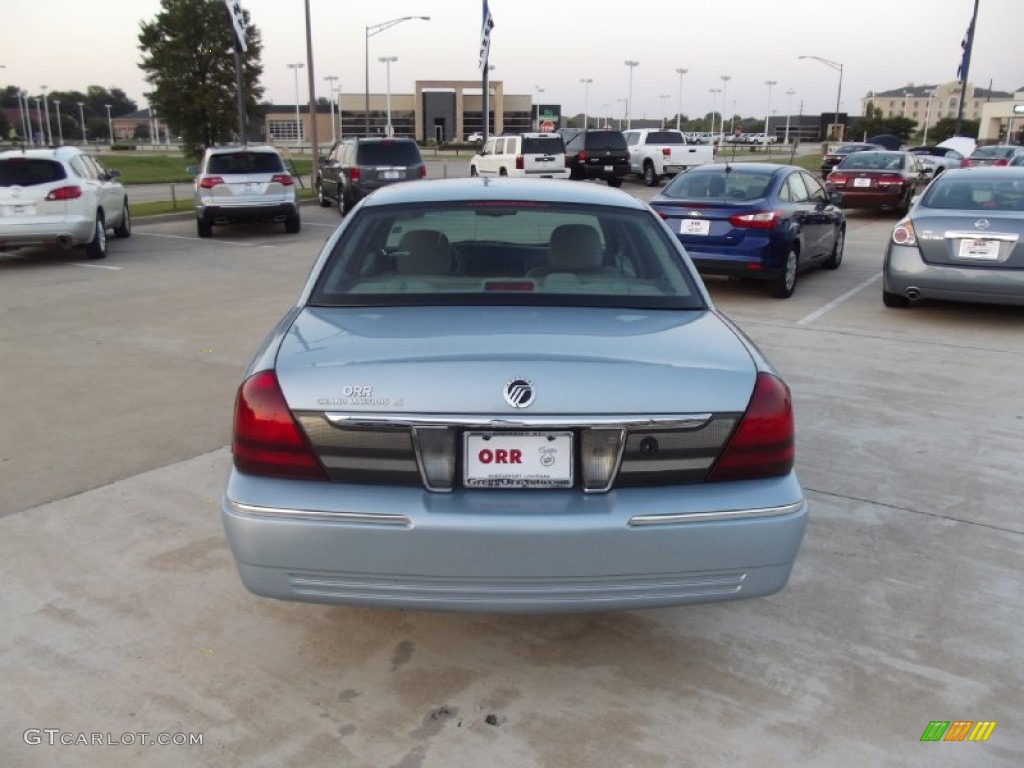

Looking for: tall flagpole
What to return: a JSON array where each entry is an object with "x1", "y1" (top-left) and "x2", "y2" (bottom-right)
[
  {"x1": 225, "y1": 1, "x2": 248, "y2": 144},
  {"x1": 480, "y1": 1, "x2": 494, "y2": 143},
  {"x1": 954, "y1": 0, "x2": 980, "y2": 136}
]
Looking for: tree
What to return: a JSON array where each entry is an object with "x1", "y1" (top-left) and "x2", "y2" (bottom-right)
[
  {"x1": 928, "y1": 117, "x2": 979, "y2": 144},
  {"x1": 139, "y1": 0, "x2": 264, "y2": 160}
]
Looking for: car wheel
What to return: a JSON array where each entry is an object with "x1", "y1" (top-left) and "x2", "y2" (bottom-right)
[
  {"x1": 606, "y1": 177, "x2": 623, "y2": 188},
  {"x1": 643, "y1": 162, "x2": 659, "y2": 187},
  {"x1": 499, "y1": 168, "x2": 508, "y2": 177},
  {"x1": 822, "y1": 227, "x2": 844, "y2": 270},
  {"x1": 316, "y1": 180, "x2": 331, "y2": 208},
  {"x1": 197, "y1": 218, "x2": 212, "y2": 238},
  {"x1": 113, "y1": 203, "x2": 131, "y2": 239},
  {"x1": 84, "y1": 213, "x2": 107, "y2": 259},
  {"x1": 470, "y1": 166, "x2": 479, "y2": 177},
  {"x1": 339, "y1": 193, "x2": 351, "y2": 217},
  {"x1": 285, "y1": 213, "x2": 301, "y2": 234},
  {"x1": 883, "y1": 290, "x2": 911, "y2": 308},
  {"x1": 770, "y1": 248, "x2": 798, "y2": 298}
]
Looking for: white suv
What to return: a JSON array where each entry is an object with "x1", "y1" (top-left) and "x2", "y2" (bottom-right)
[
  {"x1": 0, "y1": 146, "x2": 130, "y2": 259},
  {"x1": 469, "y1": 133, "x2": 569, "y2": 179},
  {"x1": 193, "y1": 146, "x2": 299, "y2": 237}
]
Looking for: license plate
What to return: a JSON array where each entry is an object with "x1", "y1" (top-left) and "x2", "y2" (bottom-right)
[
  {"x1": 853, "y1": 177, "x2": 872, "y2": 187},
  {"x1": 680, "y1": 219, "x2": 710, "y2": 236},
  {"x1": 958, "y1": 239, "x2": 1000, "y2": 260},
  {"x1": 604, "y1": 165, "x2": 613, "y2": 172},
  {"x1": 464, "y1": 431, "x2": 573, "y2": 489},
  {"x1": 246, "y1": 182, "x2": 260, "y2": 191},
  {"x1": 3, "y1": 204, "x2": 35, "y2": 216},
  {"x1": 381, "y1": 170, "x2": 402, "y2": 179}
]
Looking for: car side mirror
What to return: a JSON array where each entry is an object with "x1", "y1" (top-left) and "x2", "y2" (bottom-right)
[
  {"x1": 185, "y1": 165, "x2": 198, "y2": 175},
  {"x1": 106, "y1": 169, "x2": 121, "y2": 180}
]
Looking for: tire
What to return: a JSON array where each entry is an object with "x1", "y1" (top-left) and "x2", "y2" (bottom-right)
[
  {"x1": 316, "y1": 180, "x2": 331, "y2": 207},
  {"x1": 470, "y1": 166, "x2": 479, "y2": 177},
  {"x1": 770, "y1": 248, "x2": 798, "y2": 298},
  {"x1": 606, "y1": 176, "x2": 623, "y2": 188},
  {"x1": 883, "y1": 290, "x2": 910, "y2": 308},
  {"x1": 338, "y1": 193, "x2": 350, "y2": 217},
  {"x1": 643, "y1": 162, "x2": 659, "y2": 187},
  {"x1": 822, "y1": 227, "x2": 844, "y2": 270},
  {"x1": 499, "y1": 168, "x2": 508, "y2": 177},
  {"x1": 113, "y1": 202, "x2": 131, "y2": 239},
  {"x1": 197, "y1": 218, "x2": 212, "y2": 238},
  {"x1": 84, "y1": 213, "x2": 107, "y2": 259},
  {"x1": 284, "y1": 212, "x2": 301, "y2": 234},
  {"x1": 897, "y1": 191, "x2": 912, "y2": 216}
]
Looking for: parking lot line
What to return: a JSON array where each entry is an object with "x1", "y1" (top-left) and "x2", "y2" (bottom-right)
[
  {"x1": 135, "y1": 232, "x2": 265, "y2": 247},
  {"x1": 71, "y1": 262, "x2": 122, "y2": 270},
  {"x1": 796, "y1": 273, "x2": 881, "y2": 326}
]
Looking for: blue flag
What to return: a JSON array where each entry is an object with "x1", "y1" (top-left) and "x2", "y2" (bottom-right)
[
  {"x1": 479, "y1": 0, "x2": 495, "y2": 71},
  {"x1": 956, "y1": 20, "x2": 973, "y2": 81}
]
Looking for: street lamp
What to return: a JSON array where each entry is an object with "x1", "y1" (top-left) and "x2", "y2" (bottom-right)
[
  {"x1": 709, "y1": 89, "x2": 721, "y2": 139},
  {"x1": 40, "y1": 85, "x2": 53, "y2": 145},
  {"x1": 535, "y1": 86, "x2": 545, "y2": 130},
  {"x1": 659, "y1": 94, "x2": 671, "y2": 129},
  {"x1": 675, "y1": 68, "x2": 688, "y2": 131},
  {"x1": 719, "y1": 75, "x2": 731, "y2": 144},
  {"x1": 365, "y1": 16, "x2": 430, "y2": 136},
  {"x1": 599, "y1": 103, "x2": 610, "y2": 128},
  {"x1": 324, "y1": 75, "x2": 339, "y2": 141},
  {"x1": 287, "y1": 62, "x2": 304, "y2": 145},
  {"x1": 616, "y1": 98, "x2": 627, "y2": 131},
  {"x1": 104, "y1": 104, "x2": 113, "y2": 145},
  {"x1": 53, "y1": 99, "x2": 63, "y2": 145},
  {"x1": 378, "y1": 56, "x2": 398, "y2": 137},
  {"x1": 784, "y1": 88, "x2": 796, "y2": 145},
  {"x1": 922, "y1": 89, "x2": 937, "y2": 145},
  {"x1": 798, "y1": 55, "x2": 844, "y2": 140},
  {"x1": 624, "y1": 60, "x2": 639, "y2": 129},
  {"x1": 763, "y1": 80, "x2": 777, "y2": 147},
  {"x1": 903, "y1": 90, "x2": 911, "y2": 118},
  {"x1": 19, "y1": 90, "x2": 32, "y2": 145},
  {"x1": 580, "y1": 78, "x2": 593, "y2": 129}
]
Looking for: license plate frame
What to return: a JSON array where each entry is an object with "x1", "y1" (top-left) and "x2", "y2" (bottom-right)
[
  {"x1": 853, "y1": 177, "x2": 872, "y2": 188},
  {"x1": 463, "y1": 431, "x2": 573, "y2": 489},
  {"x1": 680, "y1": 219, "x2": 710, "y2": 236},
  {"x1": 958, "y1": 238, "x2": 1000, "y2": 260}
]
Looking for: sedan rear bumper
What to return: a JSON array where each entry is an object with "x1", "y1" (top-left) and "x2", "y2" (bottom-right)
[
  {"x1": 222, "y1": 470, "x2": 808, "y2": 613},
  {"x1": 884, "y1": 244, "x2": 1024, "y2": 306}
]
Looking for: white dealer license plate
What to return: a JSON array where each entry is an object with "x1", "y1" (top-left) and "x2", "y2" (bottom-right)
[
  {"x1": 680, "y1": 219, "x2": 710, "y2": 236},
  {"x1": 604, "y1": 165, "x2": 613, "y2": 172},
  {"x1": 381, "y1": 170, "x2": 402, "y2": 179},
  {"x1": 958, "y1": 239, "x2": 1000, "y2": 260},
  {"x1": 464, "y1": 431, "x2": 573, "y2": 489},
  {"x1": 3, "y1": 204, "x2": 35, "y2": 216},
  {"x1": 853, "y1": 177, "x2": 872, "y2": 188}
]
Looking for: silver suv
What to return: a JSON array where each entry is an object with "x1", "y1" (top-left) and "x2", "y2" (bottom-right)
[
  {"x1": 0, "y1": 146, "x2": 130, "y2": 259},
  {"x1": 193, "y1": 146, "x2": 299, "y2": 237}
]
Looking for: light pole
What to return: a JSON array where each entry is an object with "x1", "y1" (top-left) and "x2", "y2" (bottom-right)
[
  {"x1": 34, "y1": 98, "x2": 43, "y2": 143},
  {"x1": 535, "y1": 86, "x2": 545, "y2": 130},
  {"x1": 763, "y1": 80, "x2": 777, "y2": 147},
  {"x1": 660, "y1": 94, "x2": 670, "y2": 129},
  {"x1": 798, "y1": 55, "x2": 844, "y2": 140},
  {"x1": 616, "y1": 98, "x2": 627, "y2": 131},
  {"x1": 324, "y1": 75, "x2": 339, "y2": 141},
  {"x1": 624, "y1": 60, "x2": 639, "y2": 129},
  {"x1": 378, "y1": 56, "x2": 397, "y2": 137},
  {"x1": 580, "y1": 78, "x2": 593, "y2": 129},
  {"x1": 709, "y1": 89, "x2": 721, "y2": 140},
  {"x1": 41, "y1": 85, "x2": 53, "y2": 145},
  {"x1": 675, "y1": 68, "x2": 688, "y2": 131},
  {"x1": 19, "y1": 90, "x2": 32, "y2": 145},
  {"x1": 104, "y1": 104, "x2": 113, "y2": 145},
  {"x1": 53, "y1": 99, "x2": 63, "y2": 145},
  {"x1": 902, "y1": 90, "x2": 911, "y2": 118},
  {"x1": 287, "y1": 62, "x2": 304, "y2": 145},
  {"x1": 365, "y1": 16, "x2": 430, "y2": 136},
  {"x1": 922, "y1": 89, "x2": 936, "y2": 144},
  {"x1": 600, "y1": 103, "x2": 610, "y2": 128},
  {"x1": 719, "y1": 75, "x2": 731, "y2": 144},
  {"x1": 784, "y1": 88, "x2": 796, "y2": 145}
]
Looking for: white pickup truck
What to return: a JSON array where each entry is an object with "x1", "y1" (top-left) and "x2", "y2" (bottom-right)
[{"x1": 622, "y1": 129, "x2": 716, "y2": 186}]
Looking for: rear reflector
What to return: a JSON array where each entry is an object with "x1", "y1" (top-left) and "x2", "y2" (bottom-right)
[
  {"x1": 233, "y1": 371, "x2": 326, "y2": 480},
  {"x1": 707, "y1": 373, "x2": 794, "y2": 482}
]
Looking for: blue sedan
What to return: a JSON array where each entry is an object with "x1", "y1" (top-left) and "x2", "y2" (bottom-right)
[
  {"x1": 221, "y1": 178, "x2": 808, "y2": 613},
  {"x1": 649, "y1": 163, "x2": 846, "y2": 298}
]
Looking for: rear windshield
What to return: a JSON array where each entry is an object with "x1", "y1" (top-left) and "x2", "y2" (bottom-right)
[
  {"x1": 921, "y1": 178, "x2": 1024, "y2": 210},
  {"x1": 207, "y1": 152, "x2": 285, "y2": 174},
  {"x1": 644, "y1": 132, "x2": 685, "y2": 145},
  {"x1": 0, "y1": 159, "x2": 67, "y2": 187},
  {"x1": 309, "y1": 201, "x2": 704, "y2": 310},
  {"x1": 521, "y1": 137, "x2": 564, "y2": 154},
  {"x1": 357, "y1": 142, "x2": 423, "y2": 166},
  {"x1": 662, "y1": 169, "x2": 773, "y2": 201},
  {"x1": 584, "y1": 132, "x2": 628, "y2": 151},
  {"x1": 837, "y1": 152, "x2": 904, "y2": 170},
  {"x1": 972, "y1": 146, "x2": 1015, "y2": 159}
]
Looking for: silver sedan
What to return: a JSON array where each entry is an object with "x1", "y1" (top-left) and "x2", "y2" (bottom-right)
[
  {"x1": 221, "y1": 178, "x2": 808, "y2": 613},
  {"x1": 883, "y1": 168, "x2": 1024, "y2": 308}
]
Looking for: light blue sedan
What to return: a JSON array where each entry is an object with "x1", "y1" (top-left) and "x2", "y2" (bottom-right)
[{"x1": 222, "y1": 178, "x2": 808, "y2": 613}]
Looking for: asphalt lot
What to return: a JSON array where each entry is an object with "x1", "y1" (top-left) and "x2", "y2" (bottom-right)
[{"x1": 1, "y1": 179, "x2": 1022, "y2": 767}]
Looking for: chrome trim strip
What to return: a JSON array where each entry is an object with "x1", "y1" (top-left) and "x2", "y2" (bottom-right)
[
  {"x1": 324, "y1": 413, "x2": 714, "y2": 430},
  {"x1": 943, "y1": 231, "x2": 1019, "y2": 242},
  {"x1": 226, "y1": 499, "x2": 411, "y2": 527},
  {"x1": 628, "y1": 500, "x2": 804, "y2": 526}
]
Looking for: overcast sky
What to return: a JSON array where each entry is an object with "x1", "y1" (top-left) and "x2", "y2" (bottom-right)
[{"x1": 3, "y1": 0, "x2": 1021, "y2": 119}]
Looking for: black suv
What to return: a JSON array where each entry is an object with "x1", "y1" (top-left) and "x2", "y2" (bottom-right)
[
  {"x1": 563, "y1": 130, "x2": 630, "y2": 187},
  {"x1": 317, "y1": 137, "x2": 426, "y2": 214}
]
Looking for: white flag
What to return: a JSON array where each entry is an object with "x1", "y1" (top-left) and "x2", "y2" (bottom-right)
[
  {"x1": 225, "y1": 0, "x2": 247, "y2": 53},
  {"x1": 478, "y1": 0, "x2": 494, "y2": 71}
]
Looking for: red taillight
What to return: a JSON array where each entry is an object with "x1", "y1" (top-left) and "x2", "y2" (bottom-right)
[
  {"x1": 271, "y1": 173, "x2": 294, "y2": 186},
  {"x1": 877, "y1": 175, "x2": 904, "y2": 186},
  {"x1": 578, "y1": 150, "x2": 588, "y2": 162},
  {"x1": 44, "y1": 186, "x2": 82, "y2": 201},
  {"x1": 960, "y1": 158, "x2": 971, "y2": 168},
  {"x1": 349, "y1": 167, "x2": 361, "y2": 182},
  {"x1": 994, "y1": 158, "x2": 1009, "y2": 167},
  {"x1": 662, "y1": 147, "x2": 671, "y2": 157},
  {"x1": 199, "y1": 175, "x2": 224, "y2": 189},
  {"x1": 232, "y1": 370, "x2": 326, "y2": 480},
  {"x1": 828, "y1": 173, "x2": 848, "y2": 185},
  {"x1": 891, "y1": 219, "x2": 917, "y2": 246},
  {"x1": 515, "y1": 154, "x2": 524, "y2": 170},
  {"x1": 707, "y1": 373, "x2": 794, "y2": 482},
  {"x1": 728, "y1": 210, "x2": 778, "y2": 229},
  {"x1": 418, "y1": 165, "x2": 427, "y2": 178}
]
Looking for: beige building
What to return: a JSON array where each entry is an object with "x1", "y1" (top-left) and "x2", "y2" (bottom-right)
[
  {"x1": 978, "y1": 87, "x2": 1024, "y2": 143},
  {"x1": 860, "y1": 81, "x2": 1013, "y2": 139}
]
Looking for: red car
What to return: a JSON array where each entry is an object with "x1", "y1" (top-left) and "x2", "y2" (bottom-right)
[{"x1": 825, "y1": 151, "x2": 926, "y2": 215}]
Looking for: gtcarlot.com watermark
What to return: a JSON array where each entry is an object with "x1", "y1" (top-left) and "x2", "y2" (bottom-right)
[{"x1": 23, "y1": 729, "x2": 203, "y2": 747}]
